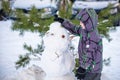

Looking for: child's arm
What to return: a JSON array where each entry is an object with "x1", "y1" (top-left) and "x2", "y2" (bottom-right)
[
  {"x1": 61, "y1": 20, "x2": 82, "y2": 35},
  {"x1": 54, "y1": 15, "x2": 84, "y2": 35}
]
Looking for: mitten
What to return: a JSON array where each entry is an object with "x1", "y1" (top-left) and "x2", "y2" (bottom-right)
[
  {"x1": 54, "y1": 15, "x2": 64, "y2": 23},
  {"x1": 75, "y1": 67, "x2": 86, "y2": 79}
]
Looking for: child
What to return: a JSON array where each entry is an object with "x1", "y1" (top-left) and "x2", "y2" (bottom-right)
[{"x1": 54, "y1": 8, "x2": 103, "y2": 80}]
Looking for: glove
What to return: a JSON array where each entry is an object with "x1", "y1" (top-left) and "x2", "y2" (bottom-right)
[
  {"x1": 75, "y1": 67, "x2": 86, "y2": 79},
  {"x1": 54, "y1": 15, "x2": 64, "y2": 23}
]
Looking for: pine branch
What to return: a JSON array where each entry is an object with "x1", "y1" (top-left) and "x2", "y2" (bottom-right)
[
  {"x1": 15, "y1": 41, "x2": 44, "y2": 69},
  {"x1": 12, "y1": 6, "x2": 53, "y2": 35}
]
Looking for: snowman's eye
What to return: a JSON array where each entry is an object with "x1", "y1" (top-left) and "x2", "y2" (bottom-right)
[
  {"x1": 62, "y1": 35, "x2": 65, "y2": 38},
  {"x1": 51, "y1": 33, "x2": 54, "y2": 35}
]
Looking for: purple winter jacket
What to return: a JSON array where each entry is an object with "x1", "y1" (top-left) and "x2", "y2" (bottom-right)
[{"x1": 61, "y1": 8, "x2": 103, "y2": 73}]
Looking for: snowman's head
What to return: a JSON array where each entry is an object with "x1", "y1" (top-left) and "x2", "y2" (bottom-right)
[
  {"x1": 43, "y1": 22, "x2": 70, "y2": 51},
  {"x1": 46, "y1": 22, "x2": 69, "y2": 39}
]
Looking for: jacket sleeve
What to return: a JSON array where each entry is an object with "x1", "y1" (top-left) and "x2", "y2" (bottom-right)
[{"x1": 61, "y1": 20, "x2": 82, "y2": 35}]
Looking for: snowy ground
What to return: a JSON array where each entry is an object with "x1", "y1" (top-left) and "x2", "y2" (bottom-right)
[
  {"x1": 0, "y1": 20, "x2": 42, "y2": 79},
  {"x1": 0, "y1": 20, "x2": 120, "y2": 80},
  {"x1": 102, "y1": 27, "x2": 120, "y2": 80}
]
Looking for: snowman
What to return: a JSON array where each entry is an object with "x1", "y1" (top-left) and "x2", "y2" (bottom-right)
[{"x1": 40, "y1": 22, "x2": 76, "y2": 80}]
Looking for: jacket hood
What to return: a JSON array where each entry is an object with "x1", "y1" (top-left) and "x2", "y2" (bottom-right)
[{"x1": 76, "y1": 8, "x2": 98, "y2": 32}]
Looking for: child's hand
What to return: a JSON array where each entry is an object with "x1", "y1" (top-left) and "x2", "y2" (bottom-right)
[
  {"x1": 54, "y1": 15, "x2": 64, "y2": 23},
  {"x1": 75, "y1": 67, "x2": 86, "y2": 79},
  {"x1": 80, "y1": 21, "x2": 85, "y2": 29}
]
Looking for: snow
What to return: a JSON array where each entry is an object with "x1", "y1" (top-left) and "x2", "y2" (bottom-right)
[
  {"x1": 72, "y1": 1, "x2": 118, "y2": 10},
  {"x1": 3, "y1": 65, "x2": 46, "y2": 80},
  {"x1": 12, "y1": 0, "x2": 58, "y2": 10},
  {"x1": 0, "y1": 20, "x2": 42, "y2": 79},
  {"x1": 102, "y1": 27, "x2": 120, "y2": 80},
  {"x1": 0, "y1": 20, "x2": 120, "y2": 80}
]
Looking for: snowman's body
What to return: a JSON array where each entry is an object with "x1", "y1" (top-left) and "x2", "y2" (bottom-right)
[{"x1": 40, "y1": 22, "x2": 75, "y2": 80}]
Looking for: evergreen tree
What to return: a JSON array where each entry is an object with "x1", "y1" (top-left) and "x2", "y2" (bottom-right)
[
  {"x1": 98, "y1": 4, "x2": 120, "y2": 41},
  {"x1": 0, "y1": 0, "x2": 11, "y2": 20},
  {"x1": 12, "y1": 6, "x2": 53, "y2": 35},
  {"x1": 2, "y1": 0, "x2": 10, "y2": 12}
]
